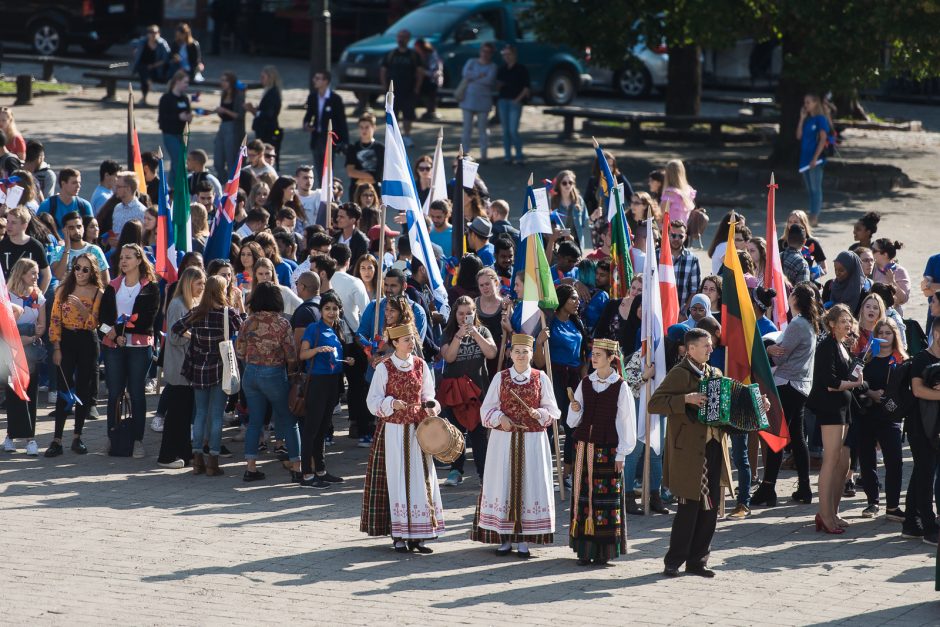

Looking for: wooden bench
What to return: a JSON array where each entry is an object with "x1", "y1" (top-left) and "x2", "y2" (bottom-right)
[
  {"x1": 4, "y1": 53, "x2": 128, "y2": 82},
  {"x1": 543, "y1": 106, "x2": 780, "y2": 148},
  {"x1": 702, "y1": 95, "x2": 777, "y2": 116},
  {"x1": 83, "y1": 71, "x2": 262, "y2": 101}
]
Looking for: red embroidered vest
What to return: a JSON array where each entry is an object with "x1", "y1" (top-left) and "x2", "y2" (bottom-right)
[
  {"x1": 498, "y1": 369, "x2": 544, "y2": 432},
  {"x1": 382, "y1": 357, "x2": 426, "y2": 425},
  {"x1": 572, "y1": 377, "x2": 622, "y2": 446}
]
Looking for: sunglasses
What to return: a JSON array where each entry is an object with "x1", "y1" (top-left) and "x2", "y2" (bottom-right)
[
  {"x1": 417, "y1": 166, "x2": 431, "y2": 172},
  {"x1": 264, "y1": 153, "x2": 276, "y2": 159},
  {"x1": 73, "y1": 265, "x2": 92, "y2": 274},
  {"x1": 560, "y1": 180, "x2": 573, "y2": 186}
]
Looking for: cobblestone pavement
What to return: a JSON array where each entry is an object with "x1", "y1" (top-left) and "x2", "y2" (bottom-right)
[{"x1": 2, "y1": 50, "x2": 940, "y2": 624}]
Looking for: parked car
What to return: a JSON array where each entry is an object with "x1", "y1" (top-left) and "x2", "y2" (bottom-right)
[
  {"x1": 589, "y1": 35, "x2": 668, "y2": 98},
  {"x1": 334, "y1": 0, "x2": 592, "y2": 105},
  {"x1": 0, "y1": 0, "x2": 137, "y2": 56}
]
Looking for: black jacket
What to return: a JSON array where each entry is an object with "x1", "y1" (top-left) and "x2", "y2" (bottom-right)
[
  {"x1": 252, "y1": 87, "x2": 282, "y2": 141},
  {"x1": 302, "y1": 90, "x2": 349, "y2": 150},
  {"x1": 808, "y1": 335, "x2": 867, "y2": 420},
  {"x1": 99, "y1": 279, "x2": 161, "y2": 339},
  {"x1": 333, "y1": 229, "x2": 368, "y2": 266},
  {"x1": 171, "y1": 41, "x2": 202, "y2": 80}
]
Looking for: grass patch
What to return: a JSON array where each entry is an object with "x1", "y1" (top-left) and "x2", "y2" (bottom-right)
[{"x1": 0, "y1": 80, "x2": 71, "y2": 94}]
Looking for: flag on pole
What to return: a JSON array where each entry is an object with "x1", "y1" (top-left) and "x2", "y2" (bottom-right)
[
  {"x1": 154, "y1": 150, "x2": 177, "y2": 282},
  {"x1": 127, "y1": 85, "x2": 146, "y2": 192},
  {"x1": 422, "y1": 127, "x2": 447, "y2": 215},
  {"x1": 170, "y1": 130, "x2": 192, "y2": 269},
  {"x1": 381, "y1": 88, "x2": 451, "y2": 319},
  {"x1": 764, "y1": 173, "x2": 788, "y2": 331},
  {"x1": 316, "y1": 121, "x2": 335, "y2": 227},
  {"x1": 519, "y1": 182, "x2": 557, "y2": 335},
  {"x1": 0, "y1": 264, "x2": 29, "y2": 401},
  {"x1": 721, "y1": 220, "x2": 789, "y2": 452},
  {"x1": 608, "y1": 185, "x2": 634, "y2": 298},
  {"x1": 658, "y1": 210, "x2": 680, "y2": 331},
  {"x1": 639, "y1": 217, "x2": 665, "y2": 454},
  {"x1": 204, "y1": 142, "x2": 247, "y2": 263}
]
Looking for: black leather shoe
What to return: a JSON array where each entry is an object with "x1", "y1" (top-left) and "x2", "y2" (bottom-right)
[
  {"x1": 686, "y1": 567, "x2": 716, "y2": 578},
  {"x1": 290, "y1": 471, "x2": 304, "y2": 484},
  {"x1": 243, "y1": 470, "x2": 265, "y2": 482},
  {"x1": 408, "y1": 540, "x2": 433, "y2": 554},
  {"x1": 300, "y1": 476, "x2": 330, "y2": 489},
  {"x1": 495, "y1": 546, "x2": 513, "y2": 556},
  {"x1": 394, "y1": 544, "x2": 409, "y2": 553},
  {"x1": 44, "y1": 442, "x2": 63, "y2": 458},
  {"x1": 320, "y1": 472, "x2": 345, "y2": 483},
  {"x1": 663, "y1": 566, "x2": 681, "y2": 577},
  {"x1": 649, "y1": 493, "x2": 671, "y2": 515},
  {"x1": 516, "y1": 549, "x2": 532, "y2": 559},
  {"x1": 70, "y1": 438, "x2": 87, "y2": 455},
  {"x1": 750, "y1": 482, "x2": 777, "y2": 507}
]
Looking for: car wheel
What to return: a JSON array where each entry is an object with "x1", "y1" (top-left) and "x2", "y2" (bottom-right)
[
  {"x1": 544, "y1": 68, "x2": 577, "y2": 106},
  {"x1": 615, "y1": 64, "x2": 652, "y2": 98},
  {"x1": 31, "y1": 21, "x2": 65, "y2": 56}
]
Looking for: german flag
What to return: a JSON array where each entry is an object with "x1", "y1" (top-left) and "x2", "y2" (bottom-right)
[
  {"x1": 127, "y1": 84, "x2": 146, "y2": 192},
  {"x1": 720, "y1": 220, "x2": 789, "y2": 452}
]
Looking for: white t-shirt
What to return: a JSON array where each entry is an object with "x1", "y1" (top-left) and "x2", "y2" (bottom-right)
[
  {"x1": 711, "y1": 242, "x2": 728, "y2": 275},
  {"x1": 116, "y1": 278, "x2": 141, "y2": 318},
  {"x1": 298, "y1": 191, "x2": 319, "y2": 227},
  {"x1": 11, "y1": 290, "x2": 45, "y2": 327}
]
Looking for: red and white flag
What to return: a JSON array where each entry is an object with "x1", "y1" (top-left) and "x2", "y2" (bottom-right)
[
  {"x1": 764, "y1": 174, "x2": 788, "y2": 331},
  {"x1": 0, "y1": 264, "x2": 29, "y2": 401},
  {"x1": 658, "y1": 210, "x2": 679, "y2": 331}
]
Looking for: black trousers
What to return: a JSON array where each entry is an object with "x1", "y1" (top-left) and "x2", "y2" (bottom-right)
[
  {"x1": 158, "y1": 384, "x2": 194, "y2": 464},
  {"x1": 904, "y1": 418, "x2": 939, "y2": 533},
  {"x1": 54, "y1": 329, "x2": 99, "y2": 440},
  {"x1": 665, "y1": 439, "x2": 722, "y2": 571},
  {"x1": 763, "y1": 384, "x2": 810, "y2": 486},
  {"x1": 303, "y1": 373, "x2": 341, "y2": 474},
  {"x1": 858, "y1": 418, "x2": 903, "y2": 508},
  {"x1": 5, "y1": 375, "x2": 38, "y2": 439},
  {"x1": 346, "y1": 346, "x2": 373, "y2": 437}
]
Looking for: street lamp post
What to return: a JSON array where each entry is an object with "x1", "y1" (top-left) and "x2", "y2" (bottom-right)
[{"x1": 309, "y1": 0, "x2": 331, "y2": 79}]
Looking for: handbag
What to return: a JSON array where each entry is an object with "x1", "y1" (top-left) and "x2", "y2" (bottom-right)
[
  {"x1": 108, "y1": 393, "x2": 136, "y2": 457},
  {"x1": 288, "y1": 323, "x2": 319, "y2": 415},
  {"x1": 219, "y1": 307, "x2": 241, "y2": 395},
  {"x1": 454, "y1": 77, "x2": 469, "y2": 103}
]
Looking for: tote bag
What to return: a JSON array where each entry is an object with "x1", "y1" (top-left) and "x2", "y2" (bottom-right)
[{"x1": 219, "y1": 307, "x2": 241, "y2": 395}]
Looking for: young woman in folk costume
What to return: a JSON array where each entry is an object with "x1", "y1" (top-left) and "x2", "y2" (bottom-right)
[
  {"x1": 567, "y1": 338, "x2": 637, "y2": 565},
  {"x1": 471, "y1": 334, "x2": 561, "y2": 559},
  {"x1": 362, "y1": 322, "x2": 444, "y2": 554}
]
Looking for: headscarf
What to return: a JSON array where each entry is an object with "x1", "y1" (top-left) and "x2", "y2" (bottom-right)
[{"x1": 829, "y1": 251, "x2": 865, "y2": 309}]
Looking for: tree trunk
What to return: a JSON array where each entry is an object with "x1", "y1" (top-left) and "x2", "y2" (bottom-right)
[
  {"x1": 664, "y1": 45, "x2": 701, "y2": 118},
  {"x1": 831, "y1": 90, "x2": 869, "y2": 121},
  {"x1": 771, "y1": 36, "x2": 807, "y2": 165}
]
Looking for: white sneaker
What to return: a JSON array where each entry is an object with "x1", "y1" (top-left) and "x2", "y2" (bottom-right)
[
  {"x1": 132, "y1": 441, "x2": 145, "y2": 459},
  {"x1": 150, "y1": 415, "x2": 165, "y2": 433},
  {"x1": 3, "y1": 436, "x2": 15, "y2": 453},
  {"x1": 145, "y1": 379, "x2": 158, "y2": 395},
  {"x1": 38, "y1": 384, "x2": 49, "y2": 393},
  {"x1": 158, "y1": 459, "x2": 185, "y2": 469},
  {"x1": 25, "y1": 440, "x2": 38, "y2": 456},
  {"x1": 47, "y1": 390, "x2": 57, "y2": 405}
]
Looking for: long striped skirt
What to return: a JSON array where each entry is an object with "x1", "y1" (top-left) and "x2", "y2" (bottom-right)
[
  {"x1": 360, "y1": 420, "x2": 445, "y2": 540},
  {"x1": 569, "y1": 441, "x2": 627, "y2": 562}
]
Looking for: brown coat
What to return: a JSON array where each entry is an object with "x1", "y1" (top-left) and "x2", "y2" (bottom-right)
[{"x1": 648, "y1": 359, "x2": 732, "y2": 501}]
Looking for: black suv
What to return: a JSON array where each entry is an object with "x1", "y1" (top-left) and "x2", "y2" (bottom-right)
[{"x1": 1, "y1": 0, "x2": 138, "y2": 56}]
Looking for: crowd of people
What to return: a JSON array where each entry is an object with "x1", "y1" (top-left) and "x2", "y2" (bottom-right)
[{"x1": 0, "y1": 66, "x2": 938, "y2": 577}]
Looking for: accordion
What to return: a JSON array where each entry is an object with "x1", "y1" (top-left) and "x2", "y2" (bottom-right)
[{"x1": 697, "y1": 377, "x2": 769, "y2": 433}]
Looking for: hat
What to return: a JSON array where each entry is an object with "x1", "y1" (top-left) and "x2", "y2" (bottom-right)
[
  {"x1": 368, "y1": 224, "x2": 400, "y2": 241},
  {"x1": 387, "y1": 323, "x2": 416, "y2": 340},
  {"x1": 592, "y1": 338, "x2": 620, "y2": 354},
  {"x1": 689, "y1": 293, "x2": 711, "y2": 311},
  {"x1": 666, "y1": 323, "x2": 689, "y2": 344},
  {"x1": 466, "y1": 216, "x2": 492, "y2": 239},
  {"x1": 511, "y1": 333, "x2": 534, "y2": 348}
]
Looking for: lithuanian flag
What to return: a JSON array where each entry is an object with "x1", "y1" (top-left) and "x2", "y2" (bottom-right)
[
  {"x1": 594, "y1": 143, "x2": 633, "y2": 298},
  {"x1": 720, "y1": 220, "x2": 788, "y2": 452}
]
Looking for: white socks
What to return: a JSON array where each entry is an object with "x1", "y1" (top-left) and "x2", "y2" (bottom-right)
[
  {"x1": 517, "y1": 542, "x2": 529, "y2": 553},
  {"x1": 498, "y1": 541, "x2": 512, "y2": 551}
]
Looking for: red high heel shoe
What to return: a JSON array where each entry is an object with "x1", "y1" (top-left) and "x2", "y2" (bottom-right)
[{"x1": 815, "y1": 514, "x2": 845, "y2": 534}]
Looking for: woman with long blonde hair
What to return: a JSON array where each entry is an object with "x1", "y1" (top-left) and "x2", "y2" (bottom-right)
[
  {"x1": 0, "y1": 107, "x2": 26, "y2": 160},
  {"x1": 659, "y1": 160, "x2": 696, "y2": 225}
]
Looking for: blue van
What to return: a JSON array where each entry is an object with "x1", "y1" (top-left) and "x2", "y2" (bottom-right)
[{"x1": 335, "y1": 0, "x2": 591, "y2": 105}]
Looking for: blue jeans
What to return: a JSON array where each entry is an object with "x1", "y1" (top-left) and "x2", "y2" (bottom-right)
[
  {"x1": 731, "y1": 433, "x2": 751, "y2": 506},
  {"x1": 622, "y1": 398, "x2": 664, "y2": 494},
  {"x1": 802, "y1": 164, "x2": 824, "y2": 218},
  {"x1": 163, "y1": 133, "x2": 184, "y2": 182},
  {"x1": 193, "y1": 384, "x2": 227, "y2": 455},
  {"x1": 102, "y1": 345, "x2": 153, "y2": 442},
  {"x1": 242, "y1": 364, "x2": 299, "y2": 461},
  {"x1": 497, "y1": 98, "x2": 523, "y2": 160}
]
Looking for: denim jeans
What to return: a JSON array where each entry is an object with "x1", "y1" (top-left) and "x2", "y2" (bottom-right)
[
  {"x1": 731, "y1": 433, "x2": 751, "y2": 506},
  {"x1": 460, "y1": 108, "x2": 489, "y2": 160},
  {"x1": 802, "y1": 164, "x2": 824, "y2": 218},
  {"x1": 497, "y1": 98, "x2": 523, "y2": 160},
  {"x1": 102, "y1": 345, "x2": 153, "y2": 442},
  {"x1": 193, "y1": 384, "x2": 227, "y2": 455},
  {"x1": 622, "y1": 398, "x2": 664, "y2": 495},
  {"x1": 242, "y1": 364, "x2": 300, "y2": 461}
]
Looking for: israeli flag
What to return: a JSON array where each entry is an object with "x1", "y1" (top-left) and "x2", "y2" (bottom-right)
[{"x1": 382, "y1": 86, "x2": 450, "y2": 319}]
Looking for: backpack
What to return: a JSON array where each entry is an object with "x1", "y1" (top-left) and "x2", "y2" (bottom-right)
[
  {"x1": 904, "y1": 318, "x2": 929, "y2": 355},
  {"x1": 882, "y1": 358, "x2": 915, "y2": 422}
]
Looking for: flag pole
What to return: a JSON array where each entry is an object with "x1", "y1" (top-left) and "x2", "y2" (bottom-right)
[
  {"x1": 372, "y1": 204, "x2": 388, "y2": 344},
  {"x1": 325, "y1": 118, "x2": 333, "y2": 231},
  {"x1": 641, "y1": 210, "x2": 653, "y2": 516},
  {"x1": 528, "y1": 172, "x2": 565, "y2": 501}
]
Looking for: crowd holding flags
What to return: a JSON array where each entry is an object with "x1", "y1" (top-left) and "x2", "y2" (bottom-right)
[
  {"x1": 422, "y1": 127, "x2": 447, "y2": 215},
  {"x1": 764, "y1": 174, "x2": 789, "y2": 332},
  {"x1": 204, "y1": 140, "x2": 247, "y2": 263},
  {"x1": 126, "y1": 84, "x2": 146, "y2": 192},
  {"x1": 594, "y1": 140, "x2": 634, "y2": 298},
  {"x1": 154, "y1": 148, "x2": 176, "y2": 283}
]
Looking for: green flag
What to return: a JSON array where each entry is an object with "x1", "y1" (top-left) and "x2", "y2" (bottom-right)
[{"x1": 171, "y1": 133, "x2": 192, "y2": 259}]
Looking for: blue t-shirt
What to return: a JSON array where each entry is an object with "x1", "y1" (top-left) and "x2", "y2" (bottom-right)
[
  {"x1": 550, "y1": 264, "x2": 578, "y2": 284},
  {"x1": 275, "y1": 260, "x2": 293, "y2": 287},
  {"x1": 475, "y1": 242, "x2": 495, "y2": 267},
  {"x1": 548, "y1": 316, "x2": 582, "y2": 368},
  {"x1": 38, "y1": 195, "x2": 94, "y2": 231},
  {"x1": 429, "y1": 226, "x2": 453, "y2": 258},
  {"x1": 302, "y1": 320, "x2": 345, "y2": 375},
  {"x1": 799, "y1": 115, "x2": 830, "y2": 169},
  {"x1": 924, "y1": 253, "x2": 940, "y2": 284},
  {"x1": 584, "y1": 289, "x2": 609, "y2": 332},
  {"x1": 757, "y1": 316, "x2": 778, "y2": 337}
]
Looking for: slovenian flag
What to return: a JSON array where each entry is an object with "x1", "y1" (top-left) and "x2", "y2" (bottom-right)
[
  {"x1": 381, "y1": 87, "x2": 450, "y2": 319},
  {"x1": 721, "y1": 220, "x2": 788, "y2": 452},
  {"x1": 204, "y1": 142, "x2": 247, "y2": 263}
]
